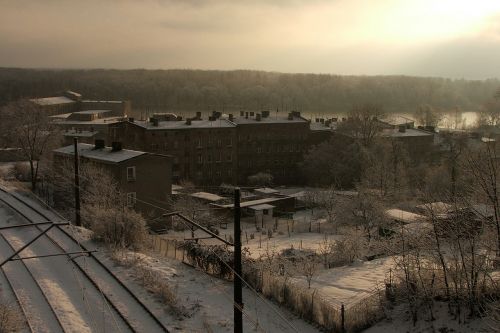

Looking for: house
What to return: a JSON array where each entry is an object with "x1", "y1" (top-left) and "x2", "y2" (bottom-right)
[{"x1": 53, "y1": 141, "x2": 172, "y2": 216}]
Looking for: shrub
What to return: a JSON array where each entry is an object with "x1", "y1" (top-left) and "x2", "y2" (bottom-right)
[{"x1": 87, "y1": 207, "x2": 147, "y2": 249}]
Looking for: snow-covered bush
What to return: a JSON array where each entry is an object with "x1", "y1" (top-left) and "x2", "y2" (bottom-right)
[{"x1": 87, "y1": 207, "x2": 147, "y2": 248}]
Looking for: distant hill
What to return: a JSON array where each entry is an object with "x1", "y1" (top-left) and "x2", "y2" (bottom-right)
[{"x1": 0, "y1": 68, "x2": 498, "y2": 114}]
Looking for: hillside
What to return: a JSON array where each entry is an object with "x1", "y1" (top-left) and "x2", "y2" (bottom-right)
[{"x1": 1, "y1": 68, "x2": 498, "y2": 114}]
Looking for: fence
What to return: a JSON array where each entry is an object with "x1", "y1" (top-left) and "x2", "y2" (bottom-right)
[
  {"x1": 150, "y1": 235, "x2": 186, "y2": 261},
  {"x1": 149, "y1": 233, "x2": 386, "y2": 332}
]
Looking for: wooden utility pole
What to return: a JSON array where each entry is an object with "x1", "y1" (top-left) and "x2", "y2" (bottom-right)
[
  {"x1": 234, "y1": 188, "x2": 243, "y2": 333},
  {"x1": 73, "y1": 137, "x2": 81, "y2": 227}
]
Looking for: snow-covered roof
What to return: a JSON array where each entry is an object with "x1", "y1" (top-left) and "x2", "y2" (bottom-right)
[
  {"x1": 172, "y1": 184, "x2": 184, "y2": 191},
  {"x1": 385, "y1": 209, "x2": 426, "y2": 223},
  {"x1": 400, "y1": 222, "x2": 433, "y2": 236},
  {"x1": 72, "y1": 110, "x2": 111, "y2": 115},
  {"x1": 381, "y1": 128, "x2": 433, "y2": 138},
  {"x1": 62, "y1": 130, "x2": 98, "y2": 138},
  {"x1": 132, "y1": 119, "x2": 236, "y2": 130},
  {"x1": 190, "y1": 192, "x2": 225, "y2": 202},
  {"x1": 214, "y1": 197, "x2": 289, "y2": 209},
  {"x1": 232, "y1": 115, "x2": 307, "y2": 125},
  {"x1": 31, "y1": 96, "x2": 76, "y2": 106},
  {"x1": 254, "y1": 187, "x2": 279, "y2": 195},
  {"x1": 248, "y1": 204, "x2": 275, "y2": 210},
  {"x1": 415, "y1": 202, "x2": 453, "y2": 215},
  {"x1": 54, "y1": 143, "x2": 146, "y2": 163}
]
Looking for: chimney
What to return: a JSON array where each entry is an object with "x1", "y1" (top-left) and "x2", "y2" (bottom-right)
[
  {"x1": 250, "y1": 111, "x2": 254, "y2": 117},
  {"x1": 399, "y1": 125, "x2": 406, "y2": 133},
  {"x1": 288, "y1": 113, "x2": 293, "y2": 120},
  {"x1": 315, "y1": 118, "x2": 319, "y2": 122},
  {"x1": 94, "y1": 139, "x2": 105, "y2": 149},
  {"x1": 111, "y1": 142, "x2": 122, "y2": 151},
  {"x1": 320, "y1": 118, "x2": 324, "y2": 123},
  {"x1": 150, "y1": 117, "x2": 159, "y2": 126},
  {"x1": 262, "y1": 110, "x2": 270, "y2": 118},
  {"x1": 128, "y1": 117, "x2": 134, "y2": 122},
  {"x1": 229, "y1": 113, "x2": 234, "y2": 121},
  {"x1": 245, "y1": 112, "x2": 249, "y2": 119},
  {"x1": 240, "y1": 111, "x2": 244, "y2": 116},
  {"x1": 177, "y1": 116, "x2": 183, "y2": 121},
  {"x1": 196, "y1": 111, "x2": 202, "y2": 120},
  {"x1": 208, "y1": 116, "x2": 215, "y2": 121},
  {"x1": 256, "y1": 113, "x2": 261, "y2": 121},
  {"x1": 186, "y1": 118, "x2": 192, "y2": 125}
]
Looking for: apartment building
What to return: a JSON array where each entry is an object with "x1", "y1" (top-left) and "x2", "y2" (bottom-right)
[
  {"x1": 53, "y1": 141, "x2": 172, "y2": 216},
  {"x1": 109, "y1": 116, "x2": 238, "y2": 185},
  {"x1": 232, "y1": 110, "x2": 310, "y2": 184}
]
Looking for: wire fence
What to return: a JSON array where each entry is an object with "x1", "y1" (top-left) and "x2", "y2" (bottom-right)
[{"x1": 149, "y1": 233, "x2": 387, "y2": 332}]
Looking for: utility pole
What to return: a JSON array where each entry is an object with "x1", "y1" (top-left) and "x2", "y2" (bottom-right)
[
  {"x1": 73, "y1": 137, "x2": 81, "y2": 227},
  {"x1": 234, "y1": 188, "x2": 243, "y2": 333}
]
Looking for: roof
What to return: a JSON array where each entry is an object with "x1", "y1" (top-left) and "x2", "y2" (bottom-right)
[
  {"x1": 52, "y1": 117, "x2": 124, "y2": 125},
  {"x1": 254, "y1": 187, "x2": 279, "y2": 195},
  {"x1": 385, "y1": 209, "x2": 426, "y2": 223},
  {"x1": 31, "y1": 96, "x2": 76, "y2": 106},
  {"x1": 232, "y1": 115, "x2": 308, "y2": 125},
  {"x1": 190, "y1": 192, "x2": 225, "y2": 202},
  {"x1": 415, "y1": 202, "x2": 453, "y2": 215},
  {"x1": 213, "y1": 196, "x2": 289, "y2": 209},
  {"x1": 310, "y1": 122, "x2": 333, "y2": 131},
  {"x1": 132, "y1": 119, "x2": 236, "y2": 130},
  {"x1": 72, "y1": 110, "x2": 111, "y2": 115},
  {"x1": 381, "y1": 128, "x2": 433, "y2": 138},
  {"x1": 248, "y1": 204, "x2": 275, "y2": 210},
  {"x1": 53, "y1": 143, "x2": 146, "y2": 163},
  {"x1": 62, "y1": 130, "x2": 98, "y2": 138}
]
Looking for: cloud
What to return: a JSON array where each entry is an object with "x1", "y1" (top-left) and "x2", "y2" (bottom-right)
[{"x1": 0, "y1": 0, "x2": 499, "y2": 78}]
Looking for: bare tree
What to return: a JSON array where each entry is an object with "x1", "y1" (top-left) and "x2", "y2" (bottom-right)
[
  {"x1": 0, "y1": 100, "x2": 60, "y2": 190},
  {"x1": 463, "y1": 142, "x2": 500, "y2": 256},
  {"x1": 337, "y1": 103, "x2": 385, "y2": 147}
]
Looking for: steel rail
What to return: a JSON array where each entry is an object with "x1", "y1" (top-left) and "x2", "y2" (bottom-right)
[{"x1": 0, "y1": 187, "x2": 170, "y2": 332}]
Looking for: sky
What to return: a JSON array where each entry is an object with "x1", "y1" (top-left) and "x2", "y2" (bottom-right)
[{"x1": 1, "y1": 0, "x2": 500, "y2": 79}]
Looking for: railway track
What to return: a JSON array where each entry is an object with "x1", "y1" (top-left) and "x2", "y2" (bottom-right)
[
  {"x1": 0, "y1": 231, "x2": 65, "y2": 332},
  {"x1": 0, "y1": 186, "x2": 170, "y2": 332}
]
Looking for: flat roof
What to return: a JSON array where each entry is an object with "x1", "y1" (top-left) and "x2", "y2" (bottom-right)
[
  {"x1": 381, "y1": 128, "x2": 433, "y2": 138},
  {"x1": 214, "y1": 196, "x2": 289, "y2": 209},
  {"x1": 190, "y1": 192, "x2": 225, "y2": 202},
  {"x1": 53, "y1": 143, "x2": 146, "y2": 163},
  {"x1": 232, "y1": 115, "x2": 308, "y2": 125},
  {"x1": 132, "y1": 119, "x2": 236, "y2": 130},
  {"x1": 72, "y1": 110, "x2": 111, "y2": 115},
  {"x1": 249, "y1": 204, "x2": 275, "y2": 210},
  {"x1": 31, "y1": 96, "x2": 76, "y2": 106},
  {"x1": 254, "y1": 187, "x2": 279, "y2": 194},
  {"x1": 62, "y1": 130, "x2": 98, "y2": 138},
  {"x1": 385, "y1": 209, "x2": 426, "y2": 223}
]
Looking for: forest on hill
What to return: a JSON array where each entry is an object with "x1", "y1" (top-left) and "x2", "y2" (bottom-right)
[{"x1": 0, "y1": 68, "x2": 498, "y2": 114}]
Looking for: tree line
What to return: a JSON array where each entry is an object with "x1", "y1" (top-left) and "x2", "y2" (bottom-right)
[{"x1": 0, "y1": 68, "x2": 498, "y2": 114}]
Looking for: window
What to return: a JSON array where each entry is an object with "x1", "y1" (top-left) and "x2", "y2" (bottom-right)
[
  {"x1": 263, "y1": 209, "x2": 269, "y2": 215},
  {"x1": 127, "y1": 167, "x2": 136, "y2": 181},
  {"x1": 173, "y1": 140, "x2": 179, "y2": 149},
  {"x1": 197, "y1": 154, "x2": 203, "y2": 164},
  {"x1": 227, "y1": 137, "x2": 232, "y2": 147},
  {"x1": 127, "y1": 192, "x2": 136, "y2": 207},
  {"x1": 197, "y1": 137, "x2": 203, "y2": 148},
  {"x1": 217, "y1": 139, "x2": 222, "y2": 147},
  {"x1": 207, "y1": 154, "x2": 212, "y2": 163},
  {"x1": 227, "y1": 153, "x2": 232, "y2": 162},
  {"x1": 216, "y1": 152, "x2": 222, "y2": 163}
]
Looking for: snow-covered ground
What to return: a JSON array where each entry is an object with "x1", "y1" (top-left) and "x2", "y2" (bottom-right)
[
  {"x1": 363, "y1": 302, "x2": 493, "y2": 333},
  {"x1": 292, "y1": 256, "x2": 394, "y2": 307},
  {"x1": 105, "y1": 250, "x2": 321, "y2": 333}
]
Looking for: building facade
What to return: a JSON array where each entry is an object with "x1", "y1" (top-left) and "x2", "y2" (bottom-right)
[{"x1": 53, "y1": 142, "x2": 172, "y2": 216}]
